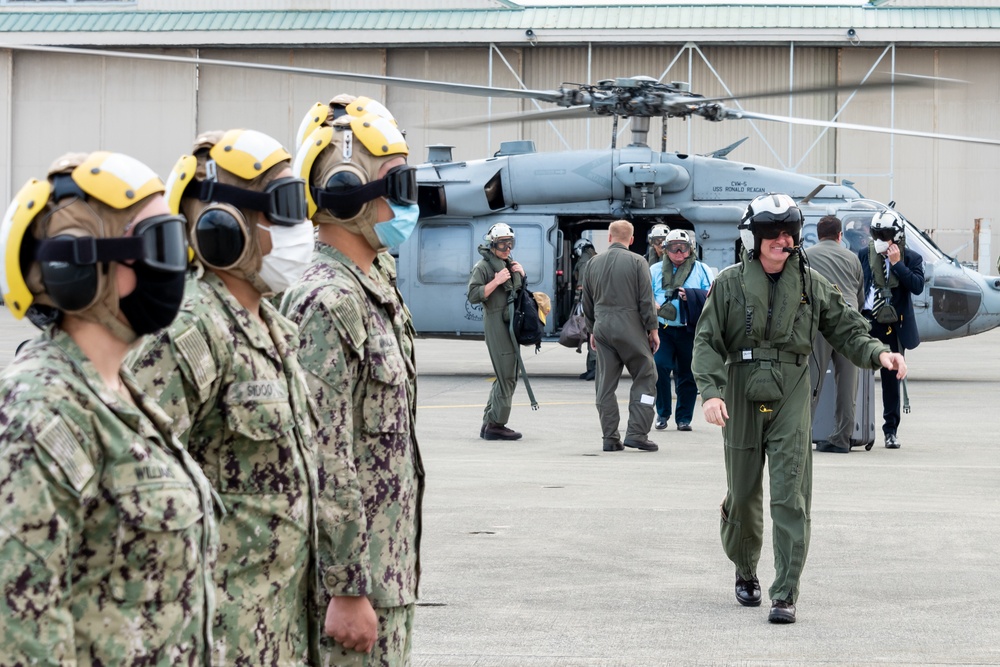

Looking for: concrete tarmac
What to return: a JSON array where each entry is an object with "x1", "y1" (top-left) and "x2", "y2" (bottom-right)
[
  {"x1": 409, "y1": 331, "x2": 1000, "y2": 666},
  {"x1": 1, "y1": 312, "x2": 997, "y2": 665}
]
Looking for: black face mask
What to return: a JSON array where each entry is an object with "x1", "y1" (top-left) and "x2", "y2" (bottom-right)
[{"x1": 118, "y1": 262, "x2": 187, "y2": 336}]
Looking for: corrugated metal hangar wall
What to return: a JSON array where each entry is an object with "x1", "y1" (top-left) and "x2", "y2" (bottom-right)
[{"x1": 2, "y1": 41, "x2": 999, "y2": 267}]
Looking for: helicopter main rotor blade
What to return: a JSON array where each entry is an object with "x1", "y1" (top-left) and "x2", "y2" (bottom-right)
[
  {"x1": 430, "y1": 106, "x2": 594, "y2": 129},
  {"x1": 729, "y1": 108, "x2": 1000, "y2": 146},
  {"x1": 696, "y1": 74, "x2": 959, "y2": 105},
  {"x1": 0, "y1": 43, "x2": 568, "y2": 103}
]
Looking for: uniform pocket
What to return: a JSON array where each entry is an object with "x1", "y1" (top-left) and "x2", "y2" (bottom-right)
[
  {"x1": 362, "y1": 342, "x2": 409, "y2": 435},
  {"x1": 744, "y1": 361, "x2": 783, "y2": 402},
  {"x1": 222, "y1": 401, "x2": 296, "y2": 494},
  {"x1": 109, "y1": 484, "x2": 203, "y2": 604}
]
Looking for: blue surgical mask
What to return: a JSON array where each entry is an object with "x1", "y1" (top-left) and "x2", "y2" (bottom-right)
[{"x1": 374, "y1": 201, "x2": 420, "y2": 248}]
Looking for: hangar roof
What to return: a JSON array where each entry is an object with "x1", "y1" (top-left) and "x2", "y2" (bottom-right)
[{"x1": 1, "y1": 4, "x2": 999, "y2": 46}]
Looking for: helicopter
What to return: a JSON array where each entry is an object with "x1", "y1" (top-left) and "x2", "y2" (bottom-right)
[{"x1": 3, "y1": 44, "x2": 1000, "y2": 343}]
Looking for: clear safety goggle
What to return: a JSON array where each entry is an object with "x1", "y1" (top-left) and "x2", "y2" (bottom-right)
[
  {"x1": 493, "y1": 238, "x2": 515, "y2": 251},
  {"x1": 665, "y1": 242, "x2": 690, "y2": 254}
]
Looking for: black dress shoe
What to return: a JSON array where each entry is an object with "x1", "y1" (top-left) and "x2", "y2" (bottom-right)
[
  {"x1": 768, "y1": 599, "x2": 796, "y2": 624},
  {"x1": 816, "y1": 441, "x2": 849, "y2": 453},
  {"x1": 480, "y1": 423, "x2": 486, "y2": 439},
  {"x1": 885, "y1": 433, "x2": 901, "y2": 449},
  {"x1": 579, "y1": 369, "x2": 596, "y2": 381},
  {"x1": 483, "y1": 423, "x2": 522, "y2": 441},
  {"x1": 735, "y1": 572, "x2": 761, "y2": 607},
  {"x1": 623, "y1": 438, "x2": 658, "y2": 452},
  {"x1": 677, "y1": 422, "x2": 692, "y2": 432},
  {"x1": 654, "y1": 416, "x2": 668, "y2": 430},
  {"x1": 603, "y1": 440, "x2": 624, "y2": 452}
]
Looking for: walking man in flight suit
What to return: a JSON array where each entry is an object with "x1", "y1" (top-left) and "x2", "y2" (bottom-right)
[
  {"x1": 693, "y1": 194, "x2": 907, "y2": 624},
  {"x1": 582, "y1": 220, "x2": 660, "y2": 453}
]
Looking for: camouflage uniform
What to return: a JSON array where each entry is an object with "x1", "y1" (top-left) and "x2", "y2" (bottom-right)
[
  {"x1": 0, "y1": 327, "x2": 218, "y2": 666},
  {"x1": 128, "y1": 270, "x2": 319, "y2": 666},
  {"x1": 280, "y1": 243, "x2": 424, "y2": 666}
]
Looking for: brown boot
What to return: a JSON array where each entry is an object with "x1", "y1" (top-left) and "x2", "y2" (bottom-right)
[{"x1": 483, "y1": 423, "x2": 522, "y2": 441}]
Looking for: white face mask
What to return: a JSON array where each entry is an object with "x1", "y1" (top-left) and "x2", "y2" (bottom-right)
[
  {"x1": 258, "y1": 222, "x2": 315, "y2": 294},
  {"x1": 873, "y1": 239, "x2": 890, "y2": 254}
]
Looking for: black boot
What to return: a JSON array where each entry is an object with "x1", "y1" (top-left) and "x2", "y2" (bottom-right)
[
  {"x1": 735, "y1": 572, "x2": 762, "y2": 607},
  {"x1": 483, "y1": 423, "x2": 522, "y2": 441}
]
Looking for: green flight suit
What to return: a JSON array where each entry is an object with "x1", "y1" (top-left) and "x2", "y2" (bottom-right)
[
  {"x1": 692, "y1": 252, "x2": 888, "y2": 603},
  {"x1": 581, "y1": 242, "x2": 659, "y2": 444},
  {"x1": 467, "y1": 244, "x2": 523, "y2": 427},
  {"x1": 573, "y1": 248, "x2": 597, "y2": 372},
  {"x1": 0, "y1": 327, "x2": 219, "y2": 666}
]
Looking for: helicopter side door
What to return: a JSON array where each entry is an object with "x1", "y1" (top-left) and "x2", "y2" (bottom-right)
[{"x1": 397, "y1": 215, "x2": 557, "y2": 336}]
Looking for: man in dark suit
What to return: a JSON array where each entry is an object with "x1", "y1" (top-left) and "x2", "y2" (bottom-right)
[
  {"x1": 806, "y1": 216, "x2": 865, "y2": 454},
  {"x1": 858, "y1": 209, "x2": 924, "y2": 449}
]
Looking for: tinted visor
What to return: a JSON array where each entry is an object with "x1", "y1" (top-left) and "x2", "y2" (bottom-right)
[
  {"x1": 871, "y1": 226, "x2": 897, "y2": 242},
  {"x1": 752, "y1": 208, "x2": 802, "y2": 240},
  {"x1": 383, "y1": 165, "x2": 418, "y2": 207},
  {"x1": 263, "y1": 177, "x2": 308, "y2": 226}
]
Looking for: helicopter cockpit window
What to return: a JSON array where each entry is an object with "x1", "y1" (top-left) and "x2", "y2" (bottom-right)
[
  {"x1": 484, "y1": 171, "x2": 505, "y2": 211},
  {"x1": 418, "y1": 224, "x2": 473, "y2": 284},
  {"x1": 841, "y1": 214, "x2": 875, "y2": 254},
  {"x1": 899, "y1": 223, "x2": 945, "y2": 265}
]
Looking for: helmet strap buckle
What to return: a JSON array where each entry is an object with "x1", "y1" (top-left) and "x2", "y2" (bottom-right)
[
  {"x1": 205, "y1": 159, "x2": 219, "y2": 183},
  {"x1": 71, "y1": 236, "x2": 99, "y2": 265}
]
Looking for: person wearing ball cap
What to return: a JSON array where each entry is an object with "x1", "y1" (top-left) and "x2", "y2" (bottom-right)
[
  {"x1": 128, "y1": 129, "x2": 321, "y2": 665},
  {"x1": 282, "y1": 97, "x2": 425, "y2": 665},
  {"x1": 0, "y1": 151, "x2": 219, "y2": 664},
  {"x1": 693, "y1": 193, "x2": 907, "y2": 624}
]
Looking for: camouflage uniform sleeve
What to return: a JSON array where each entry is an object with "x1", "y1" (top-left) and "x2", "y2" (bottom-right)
[
  {"x1": 293, "y1": 291, "x2": 372, "y2": 598},
  {"x1": 127, "y1": 314, "x2": 220, "y2": 443},
  {"x1": 0, "y1": 408, "x2": 92, "y2": 663}
]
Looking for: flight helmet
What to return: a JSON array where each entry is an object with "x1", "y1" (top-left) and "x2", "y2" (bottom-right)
[
  {"x1": 739, "y1": 193, "x2": 802, "y2": 259},
  {"x1": 870, "y1": 209, "x2": 905, "y2": 244},
  {"x1": 573, "y1": 238, "x2": 594, "y2": 258}
]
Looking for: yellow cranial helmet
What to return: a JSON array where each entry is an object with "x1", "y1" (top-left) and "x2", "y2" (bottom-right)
[
  {"x1": 174, "y1": 129, "x2": 302, "y2": 297},
  {"x1": 209, "y1": 129, "x2": 292, "y2": 180},
  {"x1": 0, "y1": 178, "x2": 52, "y2": 319},
  {"x1": 71, "y1": 151, "x2": 163, "y2": 209},
  {"x1": 296, "y1": 94, "x2": 399, "y2": 150},
  {"x1": 293, "y1": 125, "x2": 334, "y2": 219},
  {"x1": 342, "y1": 96, "x2": 397, "y2": 126},
  {"x1": 1, "y1": 151, "x2": 171, "y2": 341}
]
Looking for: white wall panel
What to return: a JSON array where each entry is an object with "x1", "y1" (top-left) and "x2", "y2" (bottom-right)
[
  {"x1": 386, "y1": 47, "x2": 523, "y2": 164},
  {"x1": 197, "y1": 48, "x2": 386, "y2": 152},
  {"x1": 1, "y1": 50, "x2": 11, "y2": 209},
  {"x1": 838, "y1": 47, "x2": 1000, "y2": 265},
  {"x1": 10, "y1": 49, "x2": 196, "y2": 191}
]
